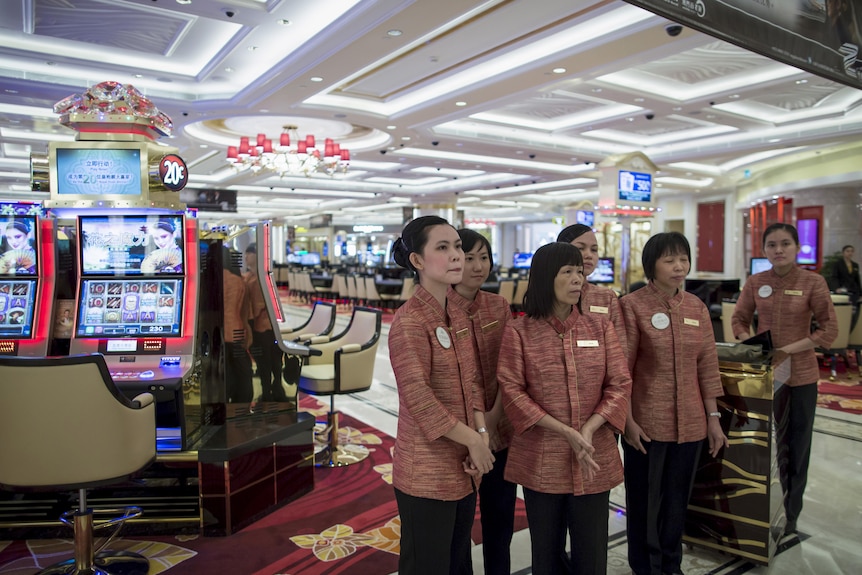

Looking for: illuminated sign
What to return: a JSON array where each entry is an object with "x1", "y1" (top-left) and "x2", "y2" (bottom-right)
[
  {"x1": 618, "y1": 170, "x2": 652, "y2": 203},
  {"x1": 353, "y1": 225, "x2": 384, "y2": 233}
]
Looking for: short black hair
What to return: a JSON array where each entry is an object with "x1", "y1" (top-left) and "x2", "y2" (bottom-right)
[
  {"x1": 392, "y1": 215, "x2": 452, "y2": 274},
  {"x1": 457, "y1": 228, "x2": 493, "y2": 270},
  {"x1": 642, "y1": 232, "x2": 691, "y2": 281},
  {"x1": 762, "y1": 223, "x2": 798, "y2": 248},
  {"x1": 523, "y1": 242, "x2": 583, "y2": 319},
  {"x1": 556, "y1": 223, "x2": 592, "y2": 244},
  {"x1": 842, "y1": 245, "x2": 855, "y2": 252}
]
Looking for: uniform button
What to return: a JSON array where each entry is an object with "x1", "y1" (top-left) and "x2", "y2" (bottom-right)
[{"x1": 559, "y1": 333, "x2": 564, "y2": 339}]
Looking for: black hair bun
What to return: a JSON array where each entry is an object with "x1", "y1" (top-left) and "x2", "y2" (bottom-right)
[{"x1": 392, "y1": 237, "x2": 411, "y2": 270}]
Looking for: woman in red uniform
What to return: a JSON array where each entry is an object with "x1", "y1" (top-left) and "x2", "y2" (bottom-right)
[
  {"x1": 619, "y1": 232, "x2": 728, "y2": 575},
  {"x1": 449, "y1": 228, "x2": 515, "y2": 575},
  {"x1": 557, "y1": 224, "x2": 626, "y2": 349},
  {"x1": 389, "y1": 216, "x2": 495, "y2": 575},
  {"x1": 498, "y1": 242, "x2": 630, "y2": 575},
  {"x1": 731, "y1": 223, "x2": 837, "y2": 537}
]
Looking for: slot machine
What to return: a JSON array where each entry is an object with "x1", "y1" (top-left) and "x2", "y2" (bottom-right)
[
  {"x1": 68, "y1": 213, "x2": 199, "y2": 451},
  {"x1": 0, "y1": 214, "x2": 56, "y2": 357}
]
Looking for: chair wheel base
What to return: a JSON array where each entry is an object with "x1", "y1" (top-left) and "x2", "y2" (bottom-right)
[
  {"x1": 314, "y1": 444, "x2": 370, "y2": 467},
  {"x1": 37, "y1": 551, "x2": 149, "y2": 575}
]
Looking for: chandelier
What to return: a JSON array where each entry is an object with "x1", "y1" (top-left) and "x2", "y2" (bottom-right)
[{"x1": 225, "y1": 125, "x2": 350, "y2": 177}]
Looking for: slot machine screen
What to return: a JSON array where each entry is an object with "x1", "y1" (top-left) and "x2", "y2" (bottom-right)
[
  {"x1": 0, "y1": 279, "x2": 38, "y2": 338},
  {"x1": 55, "y1": 146, "x2": 143, "y2": 197},
  {"x1": 76, "y1": 278, "x2": 184, "y2": 338},
  {"x1": 79, "y1": 215, "x2": 184, "y2": 275},
  {"x1": 0, "y1": 215, "x2": 38, "y2": 276}
]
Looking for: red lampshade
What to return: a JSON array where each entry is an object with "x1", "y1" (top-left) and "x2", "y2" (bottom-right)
[
  {"x1": 249, "y1": 147, "x2": 259, "y2": 157},
  {"x1": 341, "y1": 149, "x2": 350, "y2": 161},
  {"x1": 305, "y1": 134, "x2": 315, "y2": 147},
  {"x1": 226, "y1": 146, "x2": 238, "y2": 160},
  {"x1": 297, "y1": 141, "x2": 307, "y2": 154},
  {"x1": 280, "y1": 133, "x2": 290, "y2": 147},
  {"x1": 263, "y1": 139, "x2": 273, "y2": 153},
  {"x1": 256, "y1": 133, "x2": 266, "y2": 147}
]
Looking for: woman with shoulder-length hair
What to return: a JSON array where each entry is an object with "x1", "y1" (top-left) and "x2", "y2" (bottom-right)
[
  {"x1": 450, "y1": 228, "x2": 516, "y2": 575},
  {"x1": 732, "y1": 223, "x2": 837, "y2": 537},
  {"x1": 389, "y1": 216, "x2": 495, "y2": 575},
  {"x1": 619, "y1": 231, "x2": 729, "y2": 575},
  {"x1": 557, "y1": 224, "x2": 627, "y2": 349},
  {"x1": 498, "y1": 242, "x2": 631, "y2": 575}
]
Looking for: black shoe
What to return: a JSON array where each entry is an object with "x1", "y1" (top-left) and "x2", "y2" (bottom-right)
[{"x1": 784, "y1": 521, "x2": 797, "y2": 536}]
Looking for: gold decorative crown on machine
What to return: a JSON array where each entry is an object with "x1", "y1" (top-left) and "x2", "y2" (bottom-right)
[{"x1": 53, "y1": 81, "x2": 173, "y2": 140}]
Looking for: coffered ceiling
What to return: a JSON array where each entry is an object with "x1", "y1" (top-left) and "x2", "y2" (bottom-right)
[{"x1": 1, "y1": 0, "x2": 860, "y2": 226}]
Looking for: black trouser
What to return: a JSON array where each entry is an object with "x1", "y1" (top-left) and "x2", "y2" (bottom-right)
[
  {"x1": 522, "y1": 488, "x2": 610, "y2": 575},
  {"x1": 773, "y1": 382, "x2": 817, "y2": 529},
  {"x1": 250, "y1": 329, "x2": 286, "y2": 401},
  {"x1": 478, "y1": 448, "x2": 517, "y2": 575},
  {"x1": 394, "y1": 487, "x2": 476, "y2": 575},
  {"x1": 623, "y1": 440, "x2": 701, "y2": 575}
]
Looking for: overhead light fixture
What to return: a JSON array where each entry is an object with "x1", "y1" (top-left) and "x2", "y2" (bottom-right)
[
  {"x1": 552, "y1": 67, "x2": 566, "y2": 74},
  {"x1": 387, "y1": 29, "x2": 403, "y2": 37},
  {"x1": 225, "y1": 125, "x2": 350, "y2": 177},
  {"x1": 455, "y1": 101, "x2": 467, "y2": 106}
]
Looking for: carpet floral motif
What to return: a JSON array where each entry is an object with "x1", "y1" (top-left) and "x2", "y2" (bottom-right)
[{"x1": 290, "y1": 524, "x2": 379, "y2": 562}]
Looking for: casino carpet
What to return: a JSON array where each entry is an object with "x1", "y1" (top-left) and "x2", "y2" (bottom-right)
[
  {"x1": 817, "y1": 362, "x2": 862, "y2": 415},
  {"x1": 0, "y1": 395, "x2": 529, "y2": 575}
]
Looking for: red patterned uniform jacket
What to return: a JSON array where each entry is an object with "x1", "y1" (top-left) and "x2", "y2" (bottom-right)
[
  {"x1": 389, "y1": 285, "x2": 483, "y2": 500},
  {"x1": 732, "y1": 266, "x2": 837, "y2": 386},
  {"x1": 499, "y1": 308, "x2": 630, "y2": 495},
  {"x1": 619, "y1": 282, "x2": 724, "y2": 443}
]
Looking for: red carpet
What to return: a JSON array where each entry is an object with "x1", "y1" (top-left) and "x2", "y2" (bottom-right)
[
  {"x1": 817, "y1": 378, "x2": 862, "y2": 415},
  {"x1": 0, "y1": 395, "x2": 528, "y2": 575}
]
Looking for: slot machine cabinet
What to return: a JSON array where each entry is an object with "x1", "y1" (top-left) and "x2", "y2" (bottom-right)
[
  {"x1": 0, "y1": 215, "x2": 56, "y2": 357},
  {"x1": 69, "y1": 215, "x2": 199, "y2": 451}
]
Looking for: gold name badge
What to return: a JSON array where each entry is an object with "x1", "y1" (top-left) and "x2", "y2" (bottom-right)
[
  {"x1": 577, "y1": 340, "x2": 599, "y2": 347},
  {"x1": 481, "y1": 320, "x2": 499, "y2": 332},
  {"x1": 455, "y1": 328, "x2": 471, "y2": 339},
  {"x1": 784, "y1": 290, "x2": 803, "y2": 296},
  {"x1": 589, "y1": 305, "x2": 609, "y2": 314},
  {"x1": 684, "y1": 318, "x2": 700, "y2": 327}
]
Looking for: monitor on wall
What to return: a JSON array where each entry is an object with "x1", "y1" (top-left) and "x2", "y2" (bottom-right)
[
  {"x1": 796, "y1": 218, "x2": 819, "y2": 266},
  {"x1": 0, "y1": 215, "x2": 38, "y2": 276},
  {"x1": 618, "y1": 170, "x2": 652, "y2": 203},
  {"x1": 512, "y1": 252, "x2": 533, "y2": 269}
]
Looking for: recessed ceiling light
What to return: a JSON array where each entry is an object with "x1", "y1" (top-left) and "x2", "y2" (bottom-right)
[
  {"x1": 634, "y1": 97, "x2": 644, "y2": 102},
  {"x1": 796, "y1": 79, "x2": 808, "y2": 84},
  {"x1": 387, "y1": 29, "x2": 403, "y2": 37},
  {"x1": 176, "y1": 0, "x2": 191, "y2": 4},
  {"x1": 4, "y1": 89, "x2": 18, "y2": 94},
  {"x1": 552, "y1": 67, "x2": 566, "y2": 74},
  {"x1": 455, "y1": 101, "x2": 467, "y2": 106},
  {"x1": 729, "y1": 94, "x2": 740, "y2": 99},
  {"x1": 199, "y1": 144, "x2": 209, "y2": 148},
  {"x1": 768, "y1": 138, "x2": 781, "y2": 143},
  {"x1": 224, "y1": 67, "x2": 233, "y2": 72},
  {"x1": 401, "y1": 136, "x2": 411, "y2": 141},
  {"x1": 626, "y1": 117, "x2": 634, "y2": 122},
  {"x1": 591, "y1": 88, "x2": 602, "y2": 93},
  {"x1": 387, "y1": 125, "x2": 397, "y2": 130},
  {"x1": 248, "y1": 46, "x2": 258, "y2": 51},
  {"x1": 310, "y1": 76, "x2": 323, "y2": 82},
  {"x1": 278, "y1": 19, "x2": 291, "y2": 26},
  {"x1": 133, "y1": 74, "x2": 143, "y2": 78}
]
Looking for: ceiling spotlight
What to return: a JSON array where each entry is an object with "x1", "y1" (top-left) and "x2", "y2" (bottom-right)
[
  {"x1": 387, "y1": 29, "x2": 403, "y2": 37},
  {"x1": 176, "y1": 0, "x2": 192, "y2": 4},
  {"x1": 552, "y1": 67, "x2": 566, "y2": 74},
  {"x1": 387, "y1": 125, "x2": 397, "y2": 130},
  {"x1": 796, "y1": 79, "x2": 808, "y2": 84},
  {"x1": 310, "y1": 76, "x2": 323, "y2": 82},
  {"x1": 278, "y1": 19, "x2": 292, "y2": 26},
  {"x1": 455, "y1": 101, "x2": 467, "y2": 106}
]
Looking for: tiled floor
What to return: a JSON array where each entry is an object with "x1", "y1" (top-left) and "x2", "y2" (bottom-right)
[{"x1": 283, "y1": 304, "x2": 862, "y2": 574}]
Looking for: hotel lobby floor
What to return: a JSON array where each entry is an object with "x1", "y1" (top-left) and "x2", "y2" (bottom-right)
[{"x1": 285, "y1": 304, "x2": 862, "y2": 575}]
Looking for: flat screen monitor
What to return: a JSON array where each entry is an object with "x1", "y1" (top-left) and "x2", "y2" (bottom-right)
[
  {"x1": 796, "y1": 218, "x2": 819, "y2": 265},
  {"x1": 576, "y1": 210, "x2": 594, "y2": 226},
  {"x1": 0, "y1": 279, "x2": 37, "y2": 338},
  {"x1": 79, "y1": 215, "x2": 184, "y2": 276},
  {"x1": 76, "y1": 278, "x2": 183, "y2": 338},
  {"x1": 750, "y1": 257, "x2": 772, "y2": 275},
  {"x1": 299, "y1": 252, "x2": 321, "y2": 266},
  {"x1": 588, "y1": 257, "x2": 615, "y2": 284},
  {"x1": 0, "y1": 215, "x2": 38, "y2": 276},
  {"x1": 618, "y1": 170, "x2": 652, "y2": 203},
  {"x1": 513, "y1": 252, "x2": 533, "y2": 269},
  {"x1": 54, "y1": 145, "x2": 144, "y2": 197}
]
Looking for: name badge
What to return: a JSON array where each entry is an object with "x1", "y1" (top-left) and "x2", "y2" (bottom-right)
[
  {"x1": 784, "y1": 290, "x2": 803, "y2": 296},
  {"x1": 455, "y1": 327, "x2": 470, "y2": 339},
  {"x1": 589, "y1": 305, "x2": 609, "y2": 314},
  {"x1": 758, "y1": 285, "x2": 773, "y2": 298},
  {"x1": 651, "y1": 312, "x2": 670, "y2": 330},
  {"x1": 481, "y1": 320, "x2": 499, "y2": 332},
  {"x1": 435, "y1": 326, "x2": 451, "y2": 349},
  {"x1": 684, "y1": 318, "x2": 700, "y2": 327},
  {"x1": 577, "y1": 340, "x2": 599, "y2": 347}
]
